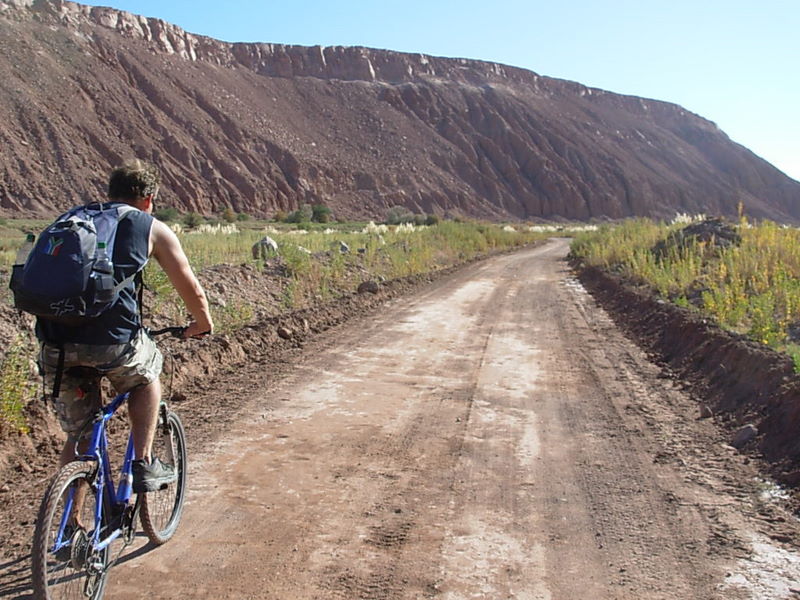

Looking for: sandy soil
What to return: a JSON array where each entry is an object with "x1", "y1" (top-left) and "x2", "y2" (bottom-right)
[{"x1": 3, "y1": 239, "x2": 800, "y2": 599}]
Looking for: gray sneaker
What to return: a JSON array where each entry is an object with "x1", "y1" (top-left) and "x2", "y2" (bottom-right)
[{"x1": 132, "y1": 458, "x2": 177, "y2": 493}]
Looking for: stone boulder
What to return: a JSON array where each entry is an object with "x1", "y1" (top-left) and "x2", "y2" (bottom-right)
[
  {"x1": 252, "y1": 236, "x2": 279, "y2": 260},
  {"x1": 731, "y1": 424, "x2": 758, "y2": 449},
  {"x1": 357, "y1": 281, "x2": 380, "y2": 294}
]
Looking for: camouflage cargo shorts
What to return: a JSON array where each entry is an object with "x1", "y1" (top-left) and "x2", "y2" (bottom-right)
[{"x1": 39, "y1": 329, "x2": 163, "y2": 436}]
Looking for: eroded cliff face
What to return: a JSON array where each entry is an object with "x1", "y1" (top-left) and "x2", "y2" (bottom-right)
[{"x1": 1, "y1": 0, "x2": 798, "y2": 221}]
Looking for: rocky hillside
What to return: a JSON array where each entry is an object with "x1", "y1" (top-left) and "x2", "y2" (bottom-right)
[{"x1": 1, "y1": 0, "x2": 798, "y2": 222}]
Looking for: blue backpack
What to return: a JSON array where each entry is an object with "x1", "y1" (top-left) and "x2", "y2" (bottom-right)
[{"x1": 10, "y1": 203, "x2": 141, "y2": 325}]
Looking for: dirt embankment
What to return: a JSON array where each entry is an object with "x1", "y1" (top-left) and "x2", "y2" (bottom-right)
[{"x1": 577, "y1": 265, "x2": 800, "y2": 498}]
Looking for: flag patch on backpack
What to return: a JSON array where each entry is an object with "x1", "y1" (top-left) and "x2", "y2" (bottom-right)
[
  {"x1": 9, "y1": 203, "x2": 142, "y2": 325},
  {"x1": 45, "y1": 237, "x2": 64, "y2": 256}
]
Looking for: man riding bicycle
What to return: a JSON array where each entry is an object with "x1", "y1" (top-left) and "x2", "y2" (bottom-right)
[{"x1": 36, "y1": 159, "x2": 213, "y2": 493}]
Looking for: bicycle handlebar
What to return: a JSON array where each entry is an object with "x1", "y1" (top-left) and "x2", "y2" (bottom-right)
[
  {"x1": 149, "y1": 326, "x2": 212, "y2": 339},
  {"x1": 150, "y1": 326, "x2": 189, "y2": 339}
]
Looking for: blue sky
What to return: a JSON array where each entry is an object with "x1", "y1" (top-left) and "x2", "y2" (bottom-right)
[{"x1": 79, "y1": 0, "x2": 800, "y2": 181}]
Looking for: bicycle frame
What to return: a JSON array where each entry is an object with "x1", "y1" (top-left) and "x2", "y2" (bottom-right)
[
  {"x1": 34, "y1": 325, "x2": 188, "y2": 600},
  {"x1": 52, "y1": 390, "x2": 136, "y2": 556}
]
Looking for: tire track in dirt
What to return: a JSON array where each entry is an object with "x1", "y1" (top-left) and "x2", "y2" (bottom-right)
[{"x1": 311, "y1": 262, "x2": 511, "y2": 599}]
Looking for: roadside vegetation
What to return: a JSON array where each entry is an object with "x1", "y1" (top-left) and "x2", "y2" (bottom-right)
[
  {"x1": 570, "y1": 213, "x2": 800, "y2": 368},
  {"x1": 0, "y1": 338, "x2": 33, "y2": 434},
  {"x1": 144, "y1": 219, "x2": 552, "y2": 326},
  {"x1": 0, "y1": 213, "x2": 557, "y2": 316},
  {"x1": 0, "y1": 212, "x2": 575, "y2": 432}
]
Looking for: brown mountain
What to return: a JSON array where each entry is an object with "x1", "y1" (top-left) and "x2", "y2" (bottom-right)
[{"x1": 1, "y1": 0, "x2": 798, "y2": 222}]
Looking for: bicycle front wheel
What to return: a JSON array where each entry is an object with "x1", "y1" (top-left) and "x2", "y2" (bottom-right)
[
  {"x1": 31, "y1": 460, "x2": 110, "y2": 600},
  {"x1": 140, "y1": 408, "x2": 187, "y2": 545}
]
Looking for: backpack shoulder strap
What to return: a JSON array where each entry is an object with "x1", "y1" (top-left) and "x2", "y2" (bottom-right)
[
  {"x1": 88, "y1": 204, "x2": 135, "y2": 246},
  {"x1": 106, "y1": 205, "x2": 149, "y2": 292}
]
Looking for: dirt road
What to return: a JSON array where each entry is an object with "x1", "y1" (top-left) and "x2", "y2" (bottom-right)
[{"x1": 109, "y1": 239, "x2": 800, "y2": 599}]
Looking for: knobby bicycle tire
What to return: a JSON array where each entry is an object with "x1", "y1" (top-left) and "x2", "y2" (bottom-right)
[
  {"x1": 31, "y1": 460, "x2": 110, "y2": 600},
  {"x1": 140, "y1": 409, "x2": 187, "y2": 545}
]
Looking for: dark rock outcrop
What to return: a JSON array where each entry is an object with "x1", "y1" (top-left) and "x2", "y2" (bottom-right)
[
  {"x1": 1, "y1": 0, "x2": 798, "y2": 221},
  {"x1": 652, "y1": 217, "x2": 742, "y2": 259}
]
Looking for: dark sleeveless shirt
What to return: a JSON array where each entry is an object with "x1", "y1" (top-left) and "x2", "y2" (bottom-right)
[{"x1": 36, "y1": 203, "x2": 154, "y2": 345}]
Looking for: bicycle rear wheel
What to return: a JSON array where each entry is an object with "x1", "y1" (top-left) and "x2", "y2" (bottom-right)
[
  {"x1": 140, "y1": 408, "x2": 187, "y2": 545},
  {"x1": 31, "y1": 460, "x2": 110, "y2": 600}
]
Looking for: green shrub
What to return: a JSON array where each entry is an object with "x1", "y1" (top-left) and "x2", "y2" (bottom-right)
[
  {"x1": 385, "y1": 205, "x2": 415, "y2": 225},
  {"x1": 312, "y1": 204, "x2": 332, "y2": 223},
  {"x1": 286, "y1": 204, "x2": 313, "y2": 223},
  {"x1": 236, "y1": 212, "x2": 251, "y2": 222},
  {"x1": 154, "y1": 207, "x2": 180, "y2": 222},
  {"x1": 182, "y1": 212, "x2": 204, "y2": 228},
  {"x1": 0, "y1": 339, "x2": 33, "y2": 434},
  {"x1": 222, "y1": 207, "x2": 237, "y2": 223},
  {"x1": 212, "y1": 300, "x2": 255, "y2": 333},
  {"x1": 279, "y1": 243, "x2": 312, "y2": 277}
]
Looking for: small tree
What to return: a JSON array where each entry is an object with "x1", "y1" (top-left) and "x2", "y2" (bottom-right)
[
  {"x1": 286, "y1": 204, "x2": 313, "y2": 223},
  {"x1": 425, "y1": 214, "x2": 440, "y2": 226},
  {"x1": 182, "y1": 212, "x2": 203, "y2": 228},
  {"x1": 273, "y1": 210, "x2": 288, "y2": 222},
  {"x1": 312, "y1": 204, "x2": 332, "y2": 223},
  {"x1": 222, "y1": 207, "x2": 237, "y2": 223},
  {"x1": 236, "y1": 212, "x2": 251, "y2": 222}
]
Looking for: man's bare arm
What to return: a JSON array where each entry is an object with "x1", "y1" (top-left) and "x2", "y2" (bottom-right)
[{"x1": 149, "y1": 219, "x2": 214, "y2": 337}]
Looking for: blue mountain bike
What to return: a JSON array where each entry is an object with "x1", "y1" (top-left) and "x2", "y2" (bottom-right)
[{"x1": 31, "y1": 327, "x2": 188, "y2": 600}]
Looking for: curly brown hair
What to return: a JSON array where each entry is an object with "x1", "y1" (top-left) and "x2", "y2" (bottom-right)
[{"x1": 108, "y1": 159, "x2": 160, "y2": 201}]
